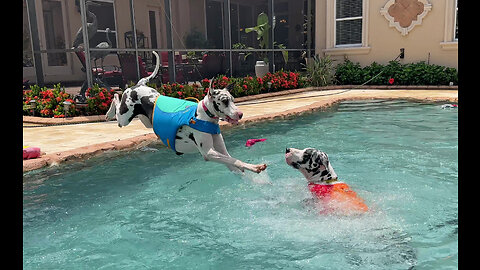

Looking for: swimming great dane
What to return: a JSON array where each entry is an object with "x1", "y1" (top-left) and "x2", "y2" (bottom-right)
[
  {"x1": 285, "y1": 147, "x2": 368, "y2": 215},
  {"x1": 106, "y1": 51, "x2": 267, "y2": 173}
]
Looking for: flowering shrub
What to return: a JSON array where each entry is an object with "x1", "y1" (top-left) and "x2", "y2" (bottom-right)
[
  {"x1": 85, "y1": 84, "x2": 116, "y2": 115},
  {"x1": 158, "y1": 82, "x2": 205, "y2": 101},
  {"x1": 23, "y1": 83, "x2": 76, "y2": 117},
  {"x1": 206, "y1": 71, "x2": 302, "y2": 98},
  {"x1": 262, "y1": 71, "x2": 301, "y2": 91},
  {"x1": 23, "y1": 70, "x2": 305, "y2": 117}
]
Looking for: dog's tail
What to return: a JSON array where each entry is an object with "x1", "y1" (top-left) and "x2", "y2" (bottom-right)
[{"x1": 136, "y1": 51, "x2": 160, "y2": 86}]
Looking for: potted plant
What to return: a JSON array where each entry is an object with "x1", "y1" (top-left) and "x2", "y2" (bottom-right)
[{"x1": 245, "y1": 12, "x2": 288, "y2": 77}]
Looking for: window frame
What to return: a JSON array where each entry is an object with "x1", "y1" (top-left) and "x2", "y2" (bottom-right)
[
  {"x1": 454, "y1": 0, "x2": 458, "y2": 41},
  {"x1": 334, "y1": 0, "x2": 363, "y2": 48}
]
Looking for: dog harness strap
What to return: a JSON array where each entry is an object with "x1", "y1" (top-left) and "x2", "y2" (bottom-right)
[
  {"x1": 152, "y1": 96, "x2": 220, "y2": 152},
  {"x1": 188, "y1": 117, "x2": 221, "y2": 134}
]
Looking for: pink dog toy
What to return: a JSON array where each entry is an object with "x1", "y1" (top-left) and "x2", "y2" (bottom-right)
[
  {"x1": 245, "y1": 138, "x2": 267, "y2": 147},
  {"x1": 23, "y1": 146, "x2": 41, "y2": 160}
]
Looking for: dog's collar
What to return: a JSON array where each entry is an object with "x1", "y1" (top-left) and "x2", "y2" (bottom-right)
[
  {"x1": 202, "y1": 100, "x2": 218, "y2": 119},
  {"x1": 324, "y1": 178, "x2": 339, "y2": 184},
  {"x1": 310, "y1": 178, "x2": 340, "y2": 185}
]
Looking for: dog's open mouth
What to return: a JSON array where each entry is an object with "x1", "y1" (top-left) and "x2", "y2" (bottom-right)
[{"x1": 225, "y1": 116, "x2": 239, "y2": 125}]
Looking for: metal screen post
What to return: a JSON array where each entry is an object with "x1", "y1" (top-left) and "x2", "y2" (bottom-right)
[
  {"x1": 129, "y1": 0, "x2": 141, "y2": 80},
  {"x1": 25, "y1": 0, "x2": 45, "y2": 86},
  {"x1": 268, "y1": 0, "x2": 274, "y2": 72},
  {"x1": 79, "y1": 0, "x2": 93, "y2": 88},
  {"x1": 223, "y1": 0, "x2": 232, "y2": 77},
  {"x1": 307, "y1": 0, "x2": 312, "y2": 58},
  {"x1": 164, "y1": 0, "x2": 175, "y2": 82}
]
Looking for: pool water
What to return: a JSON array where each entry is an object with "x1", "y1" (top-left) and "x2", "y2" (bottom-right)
[{"x1": 23, "y1": 100, "x2": 458, "y2": 269}]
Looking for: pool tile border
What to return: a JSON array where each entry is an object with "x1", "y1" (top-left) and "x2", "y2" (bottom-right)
[{"x1": 23, "y1": 88, "x2": 457, "y2": 173}]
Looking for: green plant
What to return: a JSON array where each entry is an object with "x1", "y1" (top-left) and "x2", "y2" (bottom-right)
[
  {"x1": 245, "y1": 12, "x2": 288, "y2": 64},
  {"x1": 303, "y1": 55, "x2": 336, "y2": 87},
  {"x1": 184, "y1": 29, "x2": 211, "y2": 49},
  {"x1": 334, "y1": 59, "x2": 458, "y2": 86}
]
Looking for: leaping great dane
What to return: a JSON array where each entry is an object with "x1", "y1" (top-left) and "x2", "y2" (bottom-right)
[{"x1": 106, "y1": 51, "x2": 267, "y2": 173}]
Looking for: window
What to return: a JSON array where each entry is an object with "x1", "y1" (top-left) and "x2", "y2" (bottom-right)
[
  {"x1": 43, "y1": 0, "x2": 67, "y2": 66},
  {"x1": 88, "y1": 1, "x2": 117, "y2": 48},
  {"x1": 454, "y1": 0, "x2": 458, "y2": 40},
  {"x1": 440, "y1": 0, "x2": 458, "y2": 49},
  {"x1": 335, "y1": 0, "x2": 362, "y2": 47},
  {"x1": 23, "y1": 0, "x2": 33, "y2": 67}
]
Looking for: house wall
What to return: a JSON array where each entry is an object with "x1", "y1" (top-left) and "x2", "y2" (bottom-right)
[{"x1": 315, "y1": 0, "x2": 458, "y2": 68}]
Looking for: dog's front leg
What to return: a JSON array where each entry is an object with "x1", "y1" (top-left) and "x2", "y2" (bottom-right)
[
  {"x1": 203, "y1": 148, "x2": 267, "y2": 173},
  {"x1": 211, "y1": 134, "x2": 242, "y2": 173},
  {"x1": 196, "y1": 134, "x2": 267, "y2": 173}
]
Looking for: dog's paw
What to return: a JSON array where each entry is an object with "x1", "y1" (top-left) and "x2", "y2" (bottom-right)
[{"x1": 253, "y1": 163, "x2": 267, "y2": 173}]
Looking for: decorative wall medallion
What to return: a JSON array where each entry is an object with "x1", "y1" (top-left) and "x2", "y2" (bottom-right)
[{"x1": 380, "y1": 0, "x2": 432, "y2": 36}]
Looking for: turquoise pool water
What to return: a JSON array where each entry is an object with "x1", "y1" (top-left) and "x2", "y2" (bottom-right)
[{"x1": 23, "y1": 100, "x2": 458, "y2": 269}]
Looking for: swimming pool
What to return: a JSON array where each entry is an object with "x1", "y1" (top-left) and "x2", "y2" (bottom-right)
[{"x1": 23, "y1": 100, "x2": 458, "y2": 269}]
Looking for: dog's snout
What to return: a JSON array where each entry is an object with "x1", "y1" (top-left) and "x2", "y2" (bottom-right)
[
  {"x1": 238, "y1": 111, "x2": 243, "y2": 119},
  {"x1": 286, "y1": 148, "x2": 291, "y2": 154}
]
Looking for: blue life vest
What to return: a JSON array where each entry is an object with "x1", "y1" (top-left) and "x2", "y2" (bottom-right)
[{"x1": 152, "y1": 95, "x2": 220, "y2": 152}]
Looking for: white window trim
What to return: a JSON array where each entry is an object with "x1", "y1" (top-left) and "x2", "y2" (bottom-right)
[
  {"x1": 440, "y1": 0, "x2": 458, "y2": 50},
  {"x1": 324, "y1": 0, "x2": 370, "y2": 55}
]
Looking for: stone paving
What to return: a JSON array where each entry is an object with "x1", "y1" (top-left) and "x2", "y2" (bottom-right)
[{"x1": 23, "y1": 88, "x2": 457, "y2": 172}]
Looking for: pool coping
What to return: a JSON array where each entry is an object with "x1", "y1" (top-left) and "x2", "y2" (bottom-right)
[{"x1": 23, "y1": 87, "x2": 458, "y2": 173}]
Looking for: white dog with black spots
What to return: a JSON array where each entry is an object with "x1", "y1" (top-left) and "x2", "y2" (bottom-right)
[{"x1": 106, "y1": 51, "x2": 267, "y2": 174}]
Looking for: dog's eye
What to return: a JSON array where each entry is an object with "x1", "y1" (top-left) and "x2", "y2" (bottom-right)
[{"x1": 222, "y1": 99, "x2": 229, "y2": 107}]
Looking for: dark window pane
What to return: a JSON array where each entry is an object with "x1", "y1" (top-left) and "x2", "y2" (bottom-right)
[
  {"x1": 336, "y1": 0, "x2": 362, "y2": 19},
  {"x1": 336, "y1": 19, "x2": 362, "y2": 45}
]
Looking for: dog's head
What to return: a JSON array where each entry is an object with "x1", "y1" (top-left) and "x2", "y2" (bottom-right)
[
  {"x1": 285, "y1": 147, "x2": 338, "y2": 182},
  {"x1": 206, "y1": 81, "x2": 243, "y2": 125}
]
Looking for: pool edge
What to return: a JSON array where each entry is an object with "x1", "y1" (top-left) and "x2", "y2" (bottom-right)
[{"x1": 23, "y1": 89, "x2": 457, "y2": 173}]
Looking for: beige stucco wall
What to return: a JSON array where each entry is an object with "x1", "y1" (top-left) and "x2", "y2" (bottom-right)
[{"x1": 315, "y1": 0, "x2": 458, "y2": 69}]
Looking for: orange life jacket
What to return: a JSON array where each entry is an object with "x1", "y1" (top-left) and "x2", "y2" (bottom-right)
[{"x1": 308, "y1": 181, "x2": 368, "y2": 215}]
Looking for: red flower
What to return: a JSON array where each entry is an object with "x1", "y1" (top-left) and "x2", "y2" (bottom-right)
[
  {"x1": 243, "y1": 85, "x2": 248, "y2": 90},
  {"x1": 388, "y1": 78, "x2": 395, "y2": 84},
  {"x1": 177, "y1": 91, "x2": 183, "y2": 96}
]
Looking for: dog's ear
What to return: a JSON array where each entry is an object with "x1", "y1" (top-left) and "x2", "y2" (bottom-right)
[
  {"x1": 226, "y1": 83, "x2": 235, "y2": 92},
  {"x1": 207, "y1": 78, "x2": 215, "y2": 97},
  {"x1": 316, "y1": 150, "x2": 329, "y2": 167}
]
